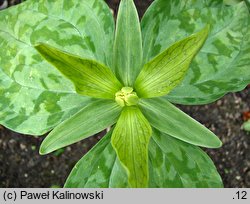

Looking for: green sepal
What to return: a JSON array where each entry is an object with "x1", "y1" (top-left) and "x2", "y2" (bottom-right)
[
  {"x1": 35, "y1": 43, "x2": 122, "y2": 99},
  {"x1": 111, "y1": 106, "x2": 152, "y2": 187},
  {"x1": 113, "y1": 0, "x2": 143, "y2": 86},
  {"x1": 139, "y1": 97, "x2": 222, "y2": 148},
  {"x1": 135, "y1": 25, "x2": 209, "y2": 98},
  {"x1": 40, "y1": 99, "x2": 122, "y2": 154}
]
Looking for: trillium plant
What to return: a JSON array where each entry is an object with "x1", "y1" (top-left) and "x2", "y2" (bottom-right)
[{"x1": 0, "y1": 0, "x2": 249, "y2": 188}]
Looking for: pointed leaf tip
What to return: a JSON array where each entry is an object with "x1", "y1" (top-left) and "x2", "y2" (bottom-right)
[
  {"x1": 142, "y1": 1, "x2": 250, "y2": 105},
  {"x1": 113, "y1": 0, "x2": 143, "y2": 86},
  {"x1": 111, "y1": 106, "x2": 152, "y2": 188},
  {"x1": 39, "y1": 99, "x2": 122, "y2": 154},
  {"x1": 140, "y1": 98, "x2": 222, "y2": 148},
  {"x1": 39, "y1": 145, "x2": 48, "y2": 155},
  {"x1": 35, "y1": 43, "x2": 122, "y2": 99},
  {"x1": 135, "y1": 25, "x2": 210, "y2": 98}
]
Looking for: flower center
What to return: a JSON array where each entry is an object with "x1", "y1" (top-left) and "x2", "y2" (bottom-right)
[{"x1": 115, "y1": 87, "x2": 139, "y2": 107}]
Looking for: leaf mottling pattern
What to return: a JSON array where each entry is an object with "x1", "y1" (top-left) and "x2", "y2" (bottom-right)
[
  {"x1": 141, "y1": 0, "x2": 223, "y2": 64},
  {"x1": 0, "y1": 0, "x2": 115, "y2": 135},
  {"x1": 64, "y1": 131, "x2": 128, "y2": 188},
  {"x1": 0, "y1": 66, "x2": 90, "y2": 135},
  {"x1": 149, "y1": 129, "x2": 223, "y2": 188},
  {"x1": 64, "y1": 127, "x2": 222, "y2": 188},
  {"x1": 142, "y1": 1, "x2": 250, "y2": 104}
]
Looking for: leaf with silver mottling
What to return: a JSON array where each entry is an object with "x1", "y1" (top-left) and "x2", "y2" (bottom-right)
[
  {"x1": 0, "y1": 0, "x2": 114, "y2": 135},
  {"x1": 149, "y1": 129, "x2": 223, "y2": 187},
  {"x1": 142, "y1": 0, "x2": 250, "y2": 104},
  {"x1": 64, "y1": 130, "x2": 128, "y2": 188},
  {"x1": 65, "y1": 128, "x2": 223, "y2": 188}
]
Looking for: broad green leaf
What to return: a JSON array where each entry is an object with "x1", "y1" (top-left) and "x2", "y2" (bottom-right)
[
  {"x1": 0, "y1": 0, "x2": 115, "y2": 135},
  {"x1": 149, "y1": 129, "x2": 223, "y2": 188},
  {"x1": 141, "y1": 0, "x2": 223, "y2": 66},
  {"x1": 141, "y1": 0, "x2": 223, "y2": 65},
  {"x1": 35, "y1": 43, "x2": 122, "y2": 99},
  {"x1": 40, "y1": 99, "x2": 121, "y2": 154},
  {"x1": 64, "y1": 130, "x2": 129, "y2": 188},
  {"x1": 113, "y1": 0, "x2": 143, "y2": 86},
  {"x1": 111, "y1": 106, "x2": 152, "y2": 187},
  {"x1": 142, "y1": 1, "x2": 250, "y2": 104},
  {"x1": 135, "y1": 26, "x2": 209, "y2": 98},
  {"x1": 139, "y1": 97, "x2": 222, "y2": 148}
]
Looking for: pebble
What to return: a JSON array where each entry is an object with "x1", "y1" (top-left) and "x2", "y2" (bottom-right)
[
  {"x1": 236, "y1": 176, "x2": 241, "y2": 180},
  {"x1": 20, "y1": 143, "x2": 26, "y2": 150}
]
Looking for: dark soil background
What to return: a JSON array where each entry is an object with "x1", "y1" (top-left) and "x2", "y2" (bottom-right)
[{"x1": 0, "y1": 0, "x2": 249, "y2": 188}]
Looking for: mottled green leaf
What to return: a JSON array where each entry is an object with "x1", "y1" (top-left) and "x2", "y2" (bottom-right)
[
  {"x1": 149, "y1": 129, "x2": 223, "y2": 187},
  {"x1": 135, "y1": 26, "x2": 209, "y2": 98},
  {"x1": 35, "y1": 43, "x2": 122, "y2": 99},
  {"x1": 0, "y1": 66, "x2": 91, "y2": 135},
  {"x1": 139, "y1": 97, "x2": 222, "y2": 148},
  {"x1": 0, "y1": 0, "x2": 114, "y2": 135},
  {"x1": 142, "y1": 0, "x2": 223, "y2": 64},
  {"x1": 113, "y1": 0, "x2": 143, "y2": 86},
  {"x1": 40, "y1": 99, "x2": 121, "y2": 154},
  {"x1": 111, "y1": 106, "x2": 152, "y2": 187},
  {"x1": 142, "y1": 0, "x2": 250, "y2": 104},
  {"x1": 64, "y1": 130, "x2": 128, "y2": 188}
]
